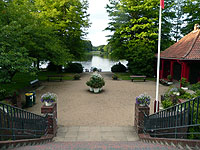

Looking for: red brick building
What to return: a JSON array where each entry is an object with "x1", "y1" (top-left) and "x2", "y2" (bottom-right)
[{"x1": 159, "y1": 24, "x2": 200, "y2": 84}]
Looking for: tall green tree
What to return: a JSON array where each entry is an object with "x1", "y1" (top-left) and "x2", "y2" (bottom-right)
[
  {"x1": 106, "y1": 0, "x2": 159, "y2": 76},
  {"x1": 181, "y1": 0, "x2": 200, "y2": 35},
  {"x1": 34, "y1": 0, "x2": 90, "y2": 60}
]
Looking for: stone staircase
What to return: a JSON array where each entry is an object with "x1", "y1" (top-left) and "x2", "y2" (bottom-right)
[{"x1": 12, "y1": 126, "x2": 181, "y2": 150}]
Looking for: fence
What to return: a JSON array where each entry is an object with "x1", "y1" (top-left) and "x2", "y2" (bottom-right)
[
  {"x1": 0, "y1": 102, "x2": 48, "y2": 141},
  {"x1": 144, "y1": 96, "x2": 200, "y2": 139}
]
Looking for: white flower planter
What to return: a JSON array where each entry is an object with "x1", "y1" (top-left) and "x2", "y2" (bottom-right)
[
  {"x1": 93, "y1": 88, "x2": 100, "y2": 93},
  {"x1": 44, "y1": 101, "x2": 52, "y2": 106},
  {"x1": 181, "y1": 87, "x2": 188, "y2": 90},
  {"x1": 89, "y1": 87, "x2": 93, "y2": 92},
  {"x1": 167, "y1": 82, "x2": 173, "y2": 85},
  {"x1": 99, "y1": 88, "x2": 102, "y2": 91}
]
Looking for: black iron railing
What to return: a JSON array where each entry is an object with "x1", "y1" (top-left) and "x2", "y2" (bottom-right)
[
  {"x1": 144, "y1": 96, "x2": 200, "y2": 139},
  {"x1": 0, "y1": 102, "x2": 48, "y2": 141}
]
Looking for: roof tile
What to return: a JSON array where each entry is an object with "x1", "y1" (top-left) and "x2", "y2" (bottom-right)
[{"x1": 160, "y1": 30, "x2": 200, "y2": 60}]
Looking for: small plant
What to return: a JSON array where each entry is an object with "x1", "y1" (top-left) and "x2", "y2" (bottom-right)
[
  {"x1": 136, "y1": 94, "x2": 151, "y2": 106},
  {"x1": 167, "y1": 75, "x2": 172, "y2": 81},
  {"x1": 73, "y1": 74, "x2": 81, "y2": 80},
  {"x1": 41, "y1": 92, "x2": 57, "y2": 103},
  {"x1": 181, "y1": 77, "x2": 189, "y2": 87},
  {"x1": 161, "y1": 98, "x2": 173, "y2": 109},
  {"x1": 112, "y1": 74, "x2": 118, "y2": 80}
]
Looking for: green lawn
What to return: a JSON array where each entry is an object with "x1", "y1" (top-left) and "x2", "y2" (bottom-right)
[
  {"x1": 0, "y1": 71, "x2": 74, "y2": 99},
  {"x1": 115, "y1": 72, "x2": 155, "y2": 81}
]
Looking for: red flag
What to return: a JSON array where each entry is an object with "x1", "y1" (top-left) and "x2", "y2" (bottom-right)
[{"x1": 160, "y1": 0, "x2": 164, "y2": 9}]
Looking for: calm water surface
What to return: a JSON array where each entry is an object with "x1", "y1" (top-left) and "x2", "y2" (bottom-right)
[{"x1": 75, "y1": 56, "x2": 128, "y2": 72}]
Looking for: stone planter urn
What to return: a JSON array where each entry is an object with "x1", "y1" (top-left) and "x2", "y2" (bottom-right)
[
  {"x1": 44, "y1": 101, "x2": 53, "y2": 107},
  {"x1": 93, "y1": 88, "x2": 100, "y2": 93}
]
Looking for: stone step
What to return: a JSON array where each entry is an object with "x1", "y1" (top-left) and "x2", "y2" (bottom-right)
[
  {"x1": 54, "y1": 126, "x2": 139, "y2": 142},
  {"x1": 13, "y1": 141, "x2": 180, "y2": 150}
]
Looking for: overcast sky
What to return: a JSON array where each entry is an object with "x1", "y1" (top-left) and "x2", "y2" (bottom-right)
[{"x1": 86, "y1": 0, "x2": 111, "y2": 47}]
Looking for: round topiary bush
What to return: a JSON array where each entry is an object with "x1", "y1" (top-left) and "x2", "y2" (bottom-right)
[
  {"x1": 111, "y1": 62, "x2": 126, "y2": 72},
  {"x1": 64, "y1": 63, "x2": 83, "y2": 73}
]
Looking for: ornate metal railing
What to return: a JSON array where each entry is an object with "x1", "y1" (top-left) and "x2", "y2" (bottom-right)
[
  {"x1": 144, "y1": 96, "x2": 200, "y2": 139},
  {"x1": 0, "y1": 102, "x2": 48, "y2": 141}
]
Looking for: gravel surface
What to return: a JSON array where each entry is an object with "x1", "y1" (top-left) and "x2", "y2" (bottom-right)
[{"x1": 26, "y1": 72, "x2": 168, "y2": 126}]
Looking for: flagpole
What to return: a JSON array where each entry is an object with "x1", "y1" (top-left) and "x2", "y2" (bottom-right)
[{"x1": 155, "y1": 4, "x2": 162, "y2": 112}]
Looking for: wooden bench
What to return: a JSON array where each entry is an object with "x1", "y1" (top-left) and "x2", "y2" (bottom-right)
[
  {"x1": 47, "y1": 75, "x2": 64, "y2": 82},
  {"x1": 130, "y1": 75, "x2": 146, "y2": 82},
  {"x1": 30, "y1": 79, "x2": 40, "y2": 87}
]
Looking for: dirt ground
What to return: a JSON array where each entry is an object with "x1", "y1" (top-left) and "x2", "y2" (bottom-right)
[{"x1": 26, "y1": 72, "x2": 168, "y2": 126}]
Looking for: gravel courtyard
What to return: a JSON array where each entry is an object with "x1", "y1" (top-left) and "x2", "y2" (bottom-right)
[{"x1": 27, "y1": 72, "x2": 168, "y2": 126}]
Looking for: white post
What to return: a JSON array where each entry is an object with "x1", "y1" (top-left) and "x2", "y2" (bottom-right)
[{"x1": 155, "y1": 5, "x2": 162, "y2": 112}]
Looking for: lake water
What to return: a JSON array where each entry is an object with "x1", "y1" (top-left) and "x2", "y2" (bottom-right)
[{"x1": 75, "y1": 56, "x2": 128, "y2": 72}]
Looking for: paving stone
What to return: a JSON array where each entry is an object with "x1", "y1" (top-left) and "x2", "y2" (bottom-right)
[
  {"x1": 65, "y1": 131, "x2": 78, "y2": 138},
  {"x1": 67, "y1": 126, "x2": 80, "y2": 132}
]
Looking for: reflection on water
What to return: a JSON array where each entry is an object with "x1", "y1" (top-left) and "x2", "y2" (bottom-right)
[{"x1": 75, "y1": 56, "x2": 128, "y2": 72}]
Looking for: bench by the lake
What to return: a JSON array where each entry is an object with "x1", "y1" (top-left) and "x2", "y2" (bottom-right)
[
  {"x1": 30, "y1": 79, "x2": 40, "y2": 87},
  {"x1": 47, "y1": 75, "x2": 64, "y2": 82},
  {"x1": 130, "y1": 75, "x2": 146, "y2": 82}
]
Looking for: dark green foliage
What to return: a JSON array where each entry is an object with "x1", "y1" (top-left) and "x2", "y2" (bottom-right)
[
  {"x1": 181, "y1": 77, "x2": 189, "y2": 87},
  {"x1": 167, "y1": 75, "x2": 172, "y2": 81},
  {"x1": 161, "y1": 98, "x2": 173, "y2": 109},
  {"x1": 0, "y1": 89, "x2": 6, "y2": 101},
  {"x1": 86, "y1": 75, "x2": 105, "y2": 88},
  {"x1": 178, "y1": 88, "x2": 186, "y2": 95},
  {"x1": 92, "y1": 68, "x2": 98, "y2": 72},
  {"x1": 191, "y1": 82, "x2": 200, "y2": 91},
  {"x1": 83, "y1": 40, "x2": 93, "y2": 52},
  {"x1": 111, "y1": 62, "x2": 126, "y2": 73},
  {"x1": 47, "y1": 62, "x2": 63, "y2": 73},
  {"x1": 65, "y1": 63, "x2": 83, "y2": 73}
]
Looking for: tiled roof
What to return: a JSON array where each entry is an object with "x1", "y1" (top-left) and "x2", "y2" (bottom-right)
[{"x1": 160, "y1": 29, "x2": 200, "y2": 60}]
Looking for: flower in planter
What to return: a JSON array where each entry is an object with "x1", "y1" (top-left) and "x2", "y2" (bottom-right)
[
  {"x1": 86, "y1": 73, "x2": 105, "y2": 92},
  {"x1": 136, "y1": 94, "x2": 151, "y2": 106},
  {"x1": 41, "y1": 92, "x2": 57, "y2": 103},
  {"x1": 181, "y1": 77, "x2": 189, "y2": 87},
  {"x1": 167, "y1": 75, "x2": 172, "y2": 81}
]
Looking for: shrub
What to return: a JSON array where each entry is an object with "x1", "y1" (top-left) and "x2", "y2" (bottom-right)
[
  {"x1": 161, "y1": 98, "x2": 173, "y2": 109},
  {"x1": 181, "y1": 77, "x2": 189, "y2": 87},
  {"x1": 111, "y1": 62, "x2": 126, "y2": 72},
  {"x1": 86, "y1": 73, "x2": 105, "y2": 88},
  {"x1": 191, "y1": 82, "x2": 200, "y2": 91},
  {"x1": 64, "y1": 63, "x2": 83, "y2": 73},
  {"x1": 167, "y1": 75, "x2": 172, "y2": 81},
  {"x1": 73, "y1": 74, "x2": 81, "y2": 80},
  {"x1": 47, "y1": 62, "x2": 62, "y2": 72},
  {"x1": 112, "y1": 74, "x2": 118, "y2": 80},
  {"x1": 93, "y1": 67, "x2": 98, "y2": 72},
  {"x1": 0, "y1": 89, "x2": 6, "y2": 101}
]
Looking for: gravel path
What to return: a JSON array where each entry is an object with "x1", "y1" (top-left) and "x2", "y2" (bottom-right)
[{"x1": 26, "y1": 72, "x2": 168, "y2": 126}]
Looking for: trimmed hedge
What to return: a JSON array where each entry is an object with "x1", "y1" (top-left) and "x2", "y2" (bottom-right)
[
  {"x1": 64, "y1": 63, "x2": 83, "y2": 73},
  {"x1": 111, "y1": 62, "x2": 126, "y2": 72}
]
